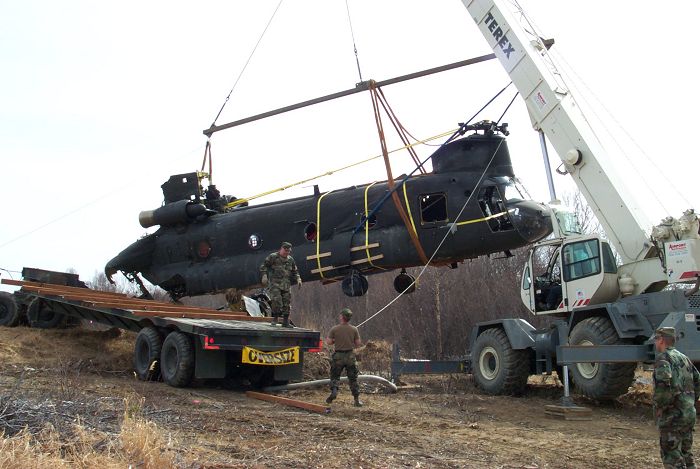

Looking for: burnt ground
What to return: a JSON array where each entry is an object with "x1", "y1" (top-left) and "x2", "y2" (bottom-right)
[{"x1": 0, "y1": 326, "x2": 674, "y2": 468}]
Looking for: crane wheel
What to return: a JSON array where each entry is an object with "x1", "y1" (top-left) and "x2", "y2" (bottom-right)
[
  {"x1": 160, "y1": 331, "x2": 195, "y2": 388},
  {"x1": 0, "y1": 292, "x2": 20, "y2": 327},
  {"x1": 568, "y1": 316, "x2": 635, "y2": 401},
  {"x1": 472, "y1": 327, "x2": 529, "y2": 395},
  {"x1": 134, "y1": 327, "x2": 163, "y2": 381}
]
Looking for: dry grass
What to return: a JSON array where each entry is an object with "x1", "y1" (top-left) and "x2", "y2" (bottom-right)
[{"x1": 0, "y1": 397, "x2": 190, "y2": 469}]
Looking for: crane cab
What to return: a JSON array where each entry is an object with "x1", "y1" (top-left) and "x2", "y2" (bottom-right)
[{"x1": 520, "y1": 235, "x2": 620, "y2": 315}]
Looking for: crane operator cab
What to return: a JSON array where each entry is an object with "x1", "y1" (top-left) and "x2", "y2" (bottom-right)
[{"x1": 519, "y1": 204, "x2": 621, "y2": 316}]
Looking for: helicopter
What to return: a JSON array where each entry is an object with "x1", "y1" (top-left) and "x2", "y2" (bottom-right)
[{"x1": 105, "y1": 120, "x2": 552, "y2": 299}]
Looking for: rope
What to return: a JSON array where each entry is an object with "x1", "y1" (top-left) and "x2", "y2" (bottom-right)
[
  {"x1": 345, "y1": 0, "x2": 363, "y2": 83},
  {"x1": 368, "y1": 81, "x2": 429, "y2": 264},
  {"x1": 208, "y1": 0, "x2": 284, "y2": 129},
  {"x1": 224, "y1": 128, "x2": 457, "y2": 209},
  {"x1": 357, "y1": 138, "x2": 506, "y2": 329}
]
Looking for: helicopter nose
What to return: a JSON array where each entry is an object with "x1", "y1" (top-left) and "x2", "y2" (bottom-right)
[
  {"x1": 507, "y1": 199, "x2": 552, "y2": 243},
  {"x1": 104, "y1": 235, "x2": 156, "y2": 280}
]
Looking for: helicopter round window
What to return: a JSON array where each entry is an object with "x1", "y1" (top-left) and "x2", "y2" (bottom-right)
[
  {"x1": 248, "y1": 234, "x2": 262, "y2": 250},
  {"x1": 197, "y1": 240, "x2": 211, "y2": 259},
  {"x1": 304, "y1": 223, "x2": 317, "y2": 241}
]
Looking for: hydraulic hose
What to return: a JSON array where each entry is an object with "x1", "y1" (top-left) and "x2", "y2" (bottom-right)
[{"x1": 262, "y1": 374, "x2": 398, "y2": 393}]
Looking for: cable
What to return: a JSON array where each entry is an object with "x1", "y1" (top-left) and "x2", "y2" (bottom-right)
[
  {"x1": 345, "y1": 0, "x2": 363, "y2": 83},
  {"x1": 209, "y1": 0, "x2": 285, "y2": 128}
]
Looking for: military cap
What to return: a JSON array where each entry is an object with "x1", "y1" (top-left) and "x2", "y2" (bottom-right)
[
  {"x1": 655, "y1": 326, "x2": 676, "y2": 339},
  {"x1": 340, "y1": 308, "x2": 353, "y2": 319},
  {"x1": 281, "y1": 241, "x2": 292, "y2": 249}
]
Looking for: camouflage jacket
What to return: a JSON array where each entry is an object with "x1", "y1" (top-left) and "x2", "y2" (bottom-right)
[
  {"x1": 653, "y1": 346, "x2": 700, "y2": 428},
  {"x1": 260, "y1": 252, "x2": 300, "y2": 290}
]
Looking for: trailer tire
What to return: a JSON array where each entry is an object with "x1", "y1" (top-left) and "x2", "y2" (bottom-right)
[
  {"x1": 160, "y1": 331, "x2": 195, "y2": 388},
  {"x1": 0, "y1": 292, "x2": 20, "y2": 327},
  {"x1": 27, "y1": 299, "x2": 67, "y2": 329},
  {"x1": 134, "y1": 327, "x2": 163, "y2": 381},
  {"x1": 472, "y1": 328, "x2": 530, "y2": 395},
  {"x1": 568, "y1": 316, "x2": 636, "y2": 401}
]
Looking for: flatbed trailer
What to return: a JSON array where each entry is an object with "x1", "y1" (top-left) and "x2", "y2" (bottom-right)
[{"x1": 1, "y1": 278, "x2": 321, "y2": 388}]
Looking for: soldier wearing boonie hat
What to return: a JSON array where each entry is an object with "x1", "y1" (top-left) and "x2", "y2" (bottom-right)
[
  {"x1": 326, "y1": 308, "x2": 363, "y2": 407},
  {"x1": 653, "y1": 325, "x2": 700, "y2": 468}
]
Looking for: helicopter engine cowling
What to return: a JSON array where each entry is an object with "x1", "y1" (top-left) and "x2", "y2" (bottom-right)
[{"x1": 138, "y1": 200, "x2": 208, "y2": 228}]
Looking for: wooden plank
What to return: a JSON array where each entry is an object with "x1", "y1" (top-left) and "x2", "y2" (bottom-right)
[
  {"x1": 544, "y1": 405, "x2": 592, "y2": 421},
  {"x1": 306, "y1": 252, "x2": 331, "y2": 261},
  {"x1": 134, "y1": 311, "x2": 271, "y2": 322},
  {"x1": 310, "y1": 264, "x2": 340, "y2": 274},
  {"x1": 3, "y1": 279, "x2": 129, "y2": 298},
  {"x1": 350, "y1": 242, "x2": 380, "y2": 252},
  {"x1": 246, "y1": 391, "x2": 330, "y2": 414},
  {"x1": 350, "y1": 254, "x2": 384, "y2": 265}
]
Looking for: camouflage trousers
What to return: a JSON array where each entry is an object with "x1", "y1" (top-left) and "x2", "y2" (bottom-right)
[
  {"x1": 659, "y1": 424, "x2": 696, "y2": 468},
  {"x1": 268, "y1": 286, "x2": 291, "y2": 318},
  {"x1": 330, "y1": 351, "x2": 359, "y2": 396}
]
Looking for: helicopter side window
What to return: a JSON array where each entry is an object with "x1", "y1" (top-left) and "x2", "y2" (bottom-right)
[
  {"x1": 420, "y1": 193, "x2": 448, "y2": 224},
  {"x1": 304, "y1": 223, "x2": 317, "y2": 241}
]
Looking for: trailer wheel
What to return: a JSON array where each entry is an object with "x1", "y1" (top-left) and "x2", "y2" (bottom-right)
[
  {"x1": 27, "y1": 299, "x2": 67, "y2": 329},
  {"x1": 568, "y1": 316, "x2": 636, "y2": 400},
  {"x1": 0, "y1": 292, "x2": 20, "y2": 327},
  {"x1": 472, "y1": 328, "x2": 529, "y2": 395},
  {"x1": 134, "y1": 327, "x2": 163, "y2": 381},
  {"x1": 160, "y1": 331, "x2": 195, "y2": 387}
]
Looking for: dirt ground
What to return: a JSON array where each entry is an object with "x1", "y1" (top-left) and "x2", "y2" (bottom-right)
[{"x1": 0, "y1": 325, "x2": 678, "y2": 468}]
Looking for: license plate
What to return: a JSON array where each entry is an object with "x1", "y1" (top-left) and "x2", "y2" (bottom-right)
[{"x1": 241, "y1": 346, "x2": 300, "y2": 366}]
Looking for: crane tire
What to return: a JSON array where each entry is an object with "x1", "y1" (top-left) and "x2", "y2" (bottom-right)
[
  {"x1": 134, "y1": 327, "x2": 163, "y2": 381},
  {"x1": 160, "y1": 331, "x2": 195, "y2": 388},
  {"x1": 568, "y1": 316, "x2": 636, "y2": 401},
  {"x1": 0, "y1": 292, "x2": 20, "y2": 327},
  {"x1": 472, "y1": 327, "x2": 530, "y2": 395}
]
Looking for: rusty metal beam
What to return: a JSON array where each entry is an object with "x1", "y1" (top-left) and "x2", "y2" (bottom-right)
[
  {"x1": 246, "y1": 391, "x2": 330, "y2": 414},
  {"x1": 203, "y1": 53, "x2": 496, "y2": 137}
]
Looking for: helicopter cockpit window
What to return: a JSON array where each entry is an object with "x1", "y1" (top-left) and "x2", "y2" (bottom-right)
[
  {"x1": 478, "y1": 186, "x2": 513, "y2": 232},
  {"x1": 420, "y1": 193, "x2": 448, "y2": 224}
]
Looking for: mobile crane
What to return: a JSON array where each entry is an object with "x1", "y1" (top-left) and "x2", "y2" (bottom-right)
[{"x1": 461, "y1": 0, "x2": 700, "y2": 400}]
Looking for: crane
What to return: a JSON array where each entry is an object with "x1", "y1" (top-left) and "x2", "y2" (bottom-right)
[{"x1": 461, "y1": 0, "x2": 700, "y2": 400}]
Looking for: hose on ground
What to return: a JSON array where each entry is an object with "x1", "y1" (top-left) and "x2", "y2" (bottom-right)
[{"x1": 262, "y1": 374, "x2": 397, "y2": 393}]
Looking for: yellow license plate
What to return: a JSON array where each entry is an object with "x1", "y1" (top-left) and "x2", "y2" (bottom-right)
[{"x1": 242, "y1": 346, "x2": 300, "y2": 366}]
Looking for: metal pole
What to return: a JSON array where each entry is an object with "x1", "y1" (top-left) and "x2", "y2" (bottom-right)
[
  {"x1": 561, "y1": 364, "x2": 573, "y2": 406},
  {"x1": 538, "y1": 129, "x2": 557, "y2": 203}
]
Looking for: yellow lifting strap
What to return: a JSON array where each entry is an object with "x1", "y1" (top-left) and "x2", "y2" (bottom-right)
[
  {"x1": 456, "y1": 210, "x2": 508, "y2": 226},
  {"x1": 368, "y1": 81, "x2": 429, "y2": 265},
  {"x1": 315, "y1": 190, "x2": 335, "y2": 279},
  {"x1": 223, "y1": 128, "x2": 457, "y2": 210},
  {"x1": 363, "y1": 182, "x2": 386, "y2": 270}
]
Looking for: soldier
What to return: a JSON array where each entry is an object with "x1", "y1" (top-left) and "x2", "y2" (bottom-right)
[
  {"x1": 326, "y1": 308, "x2": 363, "y2": 407},
  {"x1": 260, "y1": 241, "x2": 301, "y2": 327},
  {"x1": 654, "y1": 326, "x2": 700, "y2": 469}
]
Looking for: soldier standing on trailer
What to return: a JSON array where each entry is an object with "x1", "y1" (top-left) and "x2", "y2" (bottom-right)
[
  {"x1": 260, "y1": 241, "x2": 301, "y2": 327},
  {"x1": 653, "y1": 326, "x2": 700, "y2": 469},
  {"x1": 326, "y1": 308, "x2": 363, "y2": 407}
]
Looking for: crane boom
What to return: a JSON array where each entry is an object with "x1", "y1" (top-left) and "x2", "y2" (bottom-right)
[{"x1": 462, "y1": 0, "x2": 671, "y2": 291}]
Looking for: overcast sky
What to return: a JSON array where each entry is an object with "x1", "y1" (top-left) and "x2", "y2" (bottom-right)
[{"x1": 1, "y1": 0, "x2": 698, "y2": 292}]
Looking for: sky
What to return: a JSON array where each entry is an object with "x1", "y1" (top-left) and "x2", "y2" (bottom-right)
[{"x1": 1, "y1": 0, "x2": 698, "y2": 292}]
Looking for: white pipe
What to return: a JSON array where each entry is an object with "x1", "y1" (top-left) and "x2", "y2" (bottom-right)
[{"x1": 262, "y1": 374, "x2": 397, "y2": 393}]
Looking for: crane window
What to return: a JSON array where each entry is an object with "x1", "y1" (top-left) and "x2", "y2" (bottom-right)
[
  {"x1": 562, "y1": 239, "x2": 601, "y2": 282},
  {"x1": 602, "y1": 242, "x2": 618, "y2": 274},
  {"x1": 420, "y1": 193, "x2": 448, "y2": 224}
]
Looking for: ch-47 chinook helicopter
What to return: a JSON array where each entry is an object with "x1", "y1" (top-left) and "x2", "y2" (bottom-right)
[{"x1": 105, "y1": 120, "x2": 552, "y2": 299}]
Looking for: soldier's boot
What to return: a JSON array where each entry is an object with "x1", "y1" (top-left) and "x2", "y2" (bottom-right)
[
  {"x1": 281, "y1": 316, "x2": 291, "y2": 328},
  {"x1": 353, "y1": 394, "x2": 363, "y2": 407},
  {"x1": 325, "y1": 387, "x2": 338, "y2": 404}
]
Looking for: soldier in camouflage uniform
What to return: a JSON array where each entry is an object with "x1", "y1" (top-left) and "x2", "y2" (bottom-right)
[
  {"x1": 654, "y1": 326, "x2": 700, "y2": 469},
  {"x1": 326, "y1": 308, "x2": 363, "y2": 407},
  {"x1": 260, "y1": 241, "x2": 301, "y2": 327}
]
